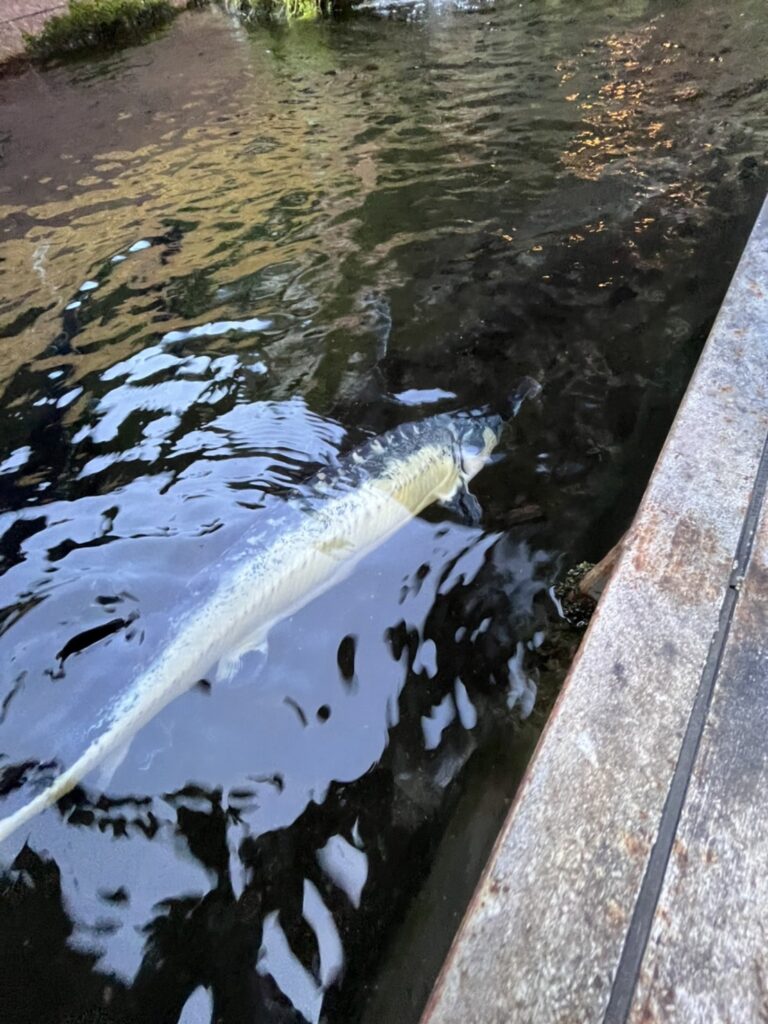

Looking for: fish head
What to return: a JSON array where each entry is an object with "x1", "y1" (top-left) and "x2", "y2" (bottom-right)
[{"x1": 451, "y1": 412, "x2": 503, "y2": 479}]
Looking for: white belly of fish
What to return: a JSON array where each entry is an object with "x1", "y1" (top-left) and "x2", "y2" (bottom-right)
[
  {"x1": 196, "y1": 441, "x2": 461, "y2": 679},
  {"x1": 0, "y1": 442, "x2": 460, "y2": 845}
]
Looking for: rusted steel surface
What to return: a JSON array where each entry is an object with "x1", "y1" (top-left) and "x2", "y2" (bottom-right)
[
  {"x1": 628, "y1": 472, "x2": 768, "y2": 1023},
  {"x1": 422, "y1": 197, "x2": 768, "y2": 1024}
]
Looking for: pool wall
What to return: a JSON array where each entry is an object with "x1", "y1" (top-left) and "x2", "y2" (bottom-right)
[{"x1": 422, "y1": 194, "x2": 768, "y2": 1023}]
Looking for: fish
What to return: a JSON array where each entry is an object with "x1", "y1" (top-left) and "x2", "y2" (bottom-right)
[{"x1": 0, "y1": 381, "x2": 540, "y2": 846}]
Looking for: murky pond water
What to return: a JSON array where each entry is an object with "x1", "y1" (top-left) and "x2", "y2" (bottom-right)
[{"x1": 0, "y1": 1, "x2": 767, "y2": 1021}]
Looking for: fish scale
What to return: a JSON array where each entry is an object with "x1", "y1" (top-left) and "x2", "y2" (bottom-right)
[{"x1": 0, "y1": 406, "x2": 510, "y2": 847}]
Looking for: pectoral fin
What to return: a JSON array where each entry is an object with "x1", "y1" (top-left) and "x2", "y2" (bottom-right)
[
  {"x1": 439, "y1": 484, "x2": 483, "y2": 527},
  {"x1": 215, "y1": 634, "x2": 269, "y2": 685},
  {"x1": 95, "y1": 735, "x2": 132, "y2": 792}
]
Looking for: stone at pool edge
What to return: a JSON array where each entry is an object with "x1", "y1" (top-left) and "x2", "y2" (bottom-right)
[
  {"x1": 0, "y1": 0, "x2": 189, "y2": 64},
  {"x1": 556, "y1": 561, "x2": 598, "y2": 629}
]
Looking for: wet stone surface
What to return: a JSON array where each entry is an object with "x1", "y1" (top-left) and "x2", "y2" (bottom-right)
[{"x1": 0, "y1": 2, "x2": 67, "y2": 60}]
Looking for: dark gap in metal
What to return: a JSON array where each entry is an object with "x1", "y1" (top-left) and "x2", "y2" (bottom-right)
[{"x1": 603, "y1": 425, "x2": 768, "y2": 1024}]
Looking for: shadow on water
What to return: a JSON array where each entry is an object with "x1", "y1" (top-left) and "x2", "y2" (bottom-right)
[{"x1": 0, "y1": 0, "x2": 767, "y2": 1021}]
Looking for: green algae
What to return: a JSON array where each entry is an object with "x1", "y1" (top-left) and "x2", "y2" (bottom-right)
[
  {"x1": 23, "y1": 0, "x2": 350, "y2": 61},
  {"x1": 23, "y1": 0, "x2": 177, "y2": 59},
  {"x1": 221, "y1": 0, "x2": 339, "y2": 21}
]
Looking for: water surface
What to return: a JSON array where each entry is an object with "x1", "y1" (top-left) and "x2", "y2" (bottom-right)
[{"x1": 0, "y1": 1, "x2": 767, "y2": 1021}]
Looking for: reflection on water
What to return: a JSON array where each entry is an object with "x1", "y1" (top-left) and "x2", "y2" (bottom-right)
[{"x1": 0, "y1": 0, "x2": 767, "y2": 1021}]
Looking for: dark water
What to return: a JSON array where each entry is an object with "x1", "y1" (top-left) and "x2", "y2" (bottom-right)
[{"x1": 0, "y1": 1, "x2": 767, "y2": 1021}]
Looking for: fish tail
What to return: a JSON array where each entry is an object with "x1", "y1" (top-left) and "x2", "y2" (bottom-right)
[
  {"x1": 0, "y1": 721, "x2": 130, "y2": 845},
  {"x1": 0, "y1": 657, "x2": 181, "y2": 848}
]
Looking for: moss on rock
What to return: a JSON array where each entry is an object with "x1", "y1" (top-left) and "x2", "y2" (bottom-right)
[
  {"x1": 22, "y1": 0, "x2": 355, "y2": 60},
  {"x1": 24, "y1": 0, "x2": 177, "y2": 59},
  {"x1": 555, "y1": 561, "x2": 598, "y2": 630},
  {"x1": 222, "y1": 0, "x2": 339, "y2": 20}
]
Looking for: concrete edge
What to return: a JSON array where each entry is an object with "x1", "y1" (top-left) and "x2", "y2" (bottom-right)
[{"x1": 421, "y1": 193, "x2": 768, "y2": 1024}]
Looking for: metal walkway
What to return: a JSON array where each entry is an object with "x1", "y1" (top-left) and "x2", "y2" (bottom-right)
[{"x1": 422, "y1": 196, "x2": 768, "y2": 1024}]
